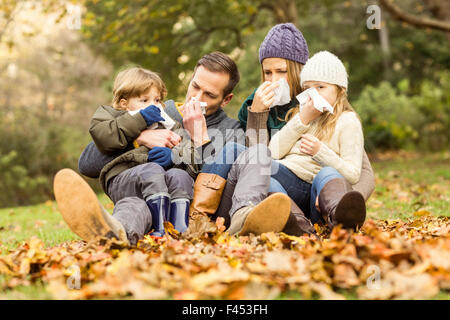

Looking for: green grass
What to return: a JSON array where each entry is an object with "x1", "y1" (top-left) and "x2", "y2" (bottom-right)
[
  {"x1": 0, "y1": 151, "x2": 449, "y2": 299},
  {"x1": 0, "y1": 193, "x2": 114, "y2": 252},
  {"x1": 367, "y1": 151, "x2": 450, "y2": 220}
]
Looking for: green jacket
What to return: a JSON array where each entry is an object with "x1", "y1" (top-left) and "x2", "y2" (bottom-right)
[
  {"x1": 237, "y1": 89, "x2": 297, "y2": 134},
  {"x1": 90, "y1": 105, "x2": 200, "y2": 193}
]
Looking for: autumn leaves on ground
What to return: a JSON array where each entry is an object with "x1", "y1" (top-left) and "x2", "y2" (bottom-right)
[{"x1": 0, "y1": 151, "x2": 449, "y2": 300}]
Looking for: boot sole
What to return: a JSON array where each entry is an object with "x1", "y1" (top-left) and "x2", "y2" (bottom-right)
[
  {"x1": 334, "y1": 191, "x2": 366, "y2": 229},
  {"x1": 240, "y1": 193, "x2": 291, "y2": 236},
  {"x1": 53, "y1": 169, "x2": 127, "y2": 243}
]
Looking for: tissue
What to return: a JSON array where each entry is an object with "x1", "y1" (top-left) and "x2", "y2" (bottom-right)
[
  {"x1": 129, "y1": 104, "x2": 176, "y2": 130},
  {"x1": 296, "y1": 88, "x2": 334, "y2": 114},
  {"x1": 270, "y1": 78, "x2": 291, "y2": 109},
  {"x1": 191, "y1": 97, "x2": 208, "y2": 115}
]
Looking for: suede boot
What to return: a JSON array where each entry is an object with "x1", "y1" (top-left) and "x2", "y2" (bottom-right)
[
  {"x1": 227, "y1": 193, "x2": 291, "y2": 236},
  {"x1": 53, "y1": 169, "x2": 129, "y2": 245}
]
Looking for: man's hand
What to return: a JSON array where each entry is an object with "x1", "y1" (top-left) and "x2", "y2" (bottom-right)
[
  {"x1": 136, "y1": 129, "x2": 181, "y2": 149},
  {"x1": 182, "y1": 99, "x2": 210, "y2": 147}
]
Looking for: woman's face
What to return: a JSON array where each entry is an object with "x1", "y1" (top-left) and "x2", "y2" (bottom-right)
[
  {"x1": 303, "y1": 81, "x2": 339, "y2": 106},
  {"x1": 262, "y1": 58, "x2": 288, "y2": 83}
]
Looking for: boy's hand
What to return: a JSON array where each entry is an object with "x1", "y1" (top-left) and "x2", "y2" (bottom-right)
[
  {"x1": 299, "y1": 133, "x2": 321, "y2": 156},
  {"x1": 139, "y1": 105, "x2": 165, "y2": 126},
  {"x1": 136, "y1": 129, "x2": 181, "y2": 149},
  {"x1": 147, "y1": 147, "x2": 173, "y2": 169}
]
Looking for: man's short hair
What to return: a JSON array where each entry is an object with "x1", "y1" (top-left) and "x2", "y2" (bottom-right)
[{"x1": 194, "y1": 51, "x2": 240, "y2": 97}]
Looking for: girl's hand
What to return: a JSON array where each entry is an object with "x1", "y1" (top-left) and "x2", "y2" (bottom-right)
[
  {"x1": 299, "y1": 97, "x2": 322, "y2": 125},
  {"x1": 299, "y1": 133, "x2": 321, "y2": 156},
  {"x1": 251, "y1": 81, "x2": 279, "y2": 112}
]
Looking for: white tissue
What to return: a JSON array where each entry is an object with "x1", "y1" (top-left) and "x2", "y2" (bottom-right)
[
  {"x1": 129, "y1": 104, "x2": 176, "y2": 130},
  {"x1": 296, "y1": 88, "x2": 334, "y2": 114},
  {"x1": 191, "y1": 97, "x2": 208, "y2": 115},
  {"x1": 270, "y1": 78, "x2": 291, "y2": 109}
]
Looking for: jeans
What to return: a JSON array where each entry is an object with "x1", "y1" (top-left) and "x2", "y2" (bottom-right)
[
  {"x1": 202, "y1": 142, "x2": 286, "y2": 194},
  {"x1": 271, "y1": 161, "x2": 312, "y2": 217}
]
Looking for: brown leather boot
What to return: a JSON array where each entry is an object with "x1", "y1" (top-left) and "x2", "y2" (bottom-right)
[
  {"x1": 318, "y1": 178, "x2": 366, "y2": 230},
  {"x1": 189, "y1": 173, "x2": 227, "y2": 218},
  {"x1": 282, "y1": 196, "x2": 317, "y2": 237}
]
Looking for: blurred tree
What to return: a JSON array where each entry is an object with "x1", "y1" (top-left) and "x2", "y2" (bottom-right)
[{"x1": 379, "y1": 0, "x2": 450, "y2": 44}]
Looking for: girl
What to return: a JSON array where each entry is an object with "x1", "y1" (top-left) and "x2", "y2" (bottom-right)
[{"x1": 269, "y1": 51, "x2": 366, "y2": 229}]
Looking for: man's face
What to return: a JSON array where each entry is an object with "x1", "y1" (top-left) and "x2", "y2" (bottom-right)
[{"x1": 185, "y1": 65, "x2": 233, "y2": 116}]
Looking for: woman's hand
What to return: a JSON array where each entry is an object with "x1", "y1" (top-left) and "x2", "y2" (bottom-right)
[
  {"x1": 250, "y1": 81, "x2": 279, "y2": 112},
  {"x1": 299, "y1": 97, "x2": 322, "y2": 125},
  {"x1": 299, "y1": 133, "x2": 321, "y2": 156}
]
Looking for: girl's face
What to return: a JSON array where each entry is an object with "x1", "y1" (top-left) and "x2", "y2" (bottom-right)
[
  {"x1": 262, "y1": 58, "x2": 288, "y2": 83},
  {"x1": 120, "y1": 86, "x2": 162, "y2": 111},
  {"x1": 303, "y1": 81, "x2": 339, "y2": 106}
]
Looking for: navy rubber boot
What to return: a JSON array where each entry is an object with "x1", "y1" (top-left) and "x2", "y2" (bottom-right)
[
  {"x1": 146, "y1": 195, "x2": 171, "y2": 237},
  {"x1": 169, "y1": 199, "x2": 190, "y2": 233}
]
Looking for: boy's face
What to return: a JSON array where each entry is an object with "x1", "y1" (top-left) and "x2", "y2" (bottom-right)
[
  {"x1": 120, "y1": 86, "x2": 162, "y2": 112},
  {"x1": 185, "y1": 66, "x2": 233, "y2": 116}
]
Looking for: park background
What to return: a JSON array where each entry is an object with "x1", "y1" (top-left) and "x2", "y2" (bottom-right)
[{"x1": 0, "y1": 0, "x2": 449, "y2": 300}]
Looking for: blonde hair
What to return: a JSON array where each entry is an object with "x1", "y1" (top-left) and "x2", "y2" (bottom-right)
[
  {"x1": 287, "y1": 86, "x2": 360, "y2": 142},
  {"x1": 261, "y1": 59, "x2": 303, "y2": 122},
  {"x1": 112, "y1": 67, "x2": 167, "y2": 110}
]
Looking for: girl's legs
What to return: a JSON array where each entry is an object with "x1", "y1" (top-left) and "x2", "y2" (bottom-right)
[
  {"x1": 312, "y1": 167, "x2": 366, "y2": 229},
  {"x1": 310, "y1": 167, "x2": 345, "y2": 224}
]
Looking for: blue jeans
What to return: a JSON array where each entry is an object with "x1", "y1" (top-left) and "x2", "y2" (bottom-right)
[{"x1": 202, "y1": 142, "x2": 284, "y2": 194}]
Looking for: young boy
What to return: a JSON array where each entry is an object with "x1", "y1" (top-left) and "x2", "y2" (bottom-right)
[{"x1": 54, "y1": 67, "x2": 195, "y2": 245}]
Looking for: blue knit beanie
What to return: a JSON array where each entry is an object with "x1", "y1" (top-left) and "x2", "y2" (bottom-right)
[{"x1": 259, "y1": 23, "x2": 309, "y2": 65}]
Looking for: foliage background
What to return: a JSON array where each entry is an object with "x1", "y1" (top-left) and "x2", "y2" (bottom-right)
[{"x1": 0, "y1": 0, "x2": 449, "y2": 207}]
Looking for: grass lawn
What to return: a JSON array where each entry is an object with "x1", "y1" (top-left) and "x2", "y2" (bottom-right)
[{"x1": 0, "y1": 151, "x2": 449, "y2": 299}]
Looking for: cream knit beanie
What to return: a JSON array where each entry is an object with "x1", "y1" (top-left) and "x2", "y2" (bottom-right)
[{"x1": 300, "y1": 51, "x2": 348, "y2": 89}]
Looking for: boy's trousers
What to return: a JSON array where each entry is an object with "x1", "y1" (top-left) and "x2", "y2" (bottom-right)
[{"x1": 106, "y1": 163, "x2": 194, "y2": 244}]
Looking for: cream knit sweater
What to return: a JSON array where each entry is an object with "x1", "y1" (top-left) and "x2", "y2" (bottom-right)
[{"x1": 268, "y1": 111, "x2": 364, "y2": 184}]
